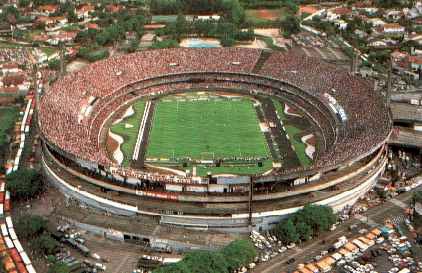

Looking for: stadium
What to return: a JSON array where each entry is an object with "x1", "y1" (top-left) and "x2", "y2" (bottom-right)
[{"x1": 38, "y1": 48, "x2": 392, "y2": 232}]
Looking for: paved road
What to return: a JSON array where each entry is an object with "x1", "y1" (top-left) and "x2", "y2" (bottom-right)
[
  {"x1": 254, "y1": 223, "x2": 359, "y2": 273},
  {"x1": 254, "y1": 186, "x2": 419, "y2": 273}
]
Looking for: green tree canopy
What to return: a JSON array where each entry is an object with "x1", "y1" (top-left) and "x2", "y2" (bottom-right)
[
  {"x1": 151, "y1": 39, "x2": 179, "y2": 49},
  {"x1": 153, "y1": 262, "x2": 191, "y2": 273},
  {"x1": 274, "y1": 218, "x2": 299, "y2": 244},
  {"x1": 32, "y1": 234, "x2": 59, "y2": 255},
  {"x1": 47, "y1": 262, "x2": 70, "y2": 273},
  {"x1": 6, "y1": 168, "x2": 43, "y2": 200},
  {"x1": 152, "y1": 239, "x2": 256, "y2": 273},
  {"x1": 18, "y1": 0, "x2": 30, "y2": 7},
  {"x1": 280, "y1": 14, "x2": 300, "y2": 37},
  {"x1": 296, "y1": 222, "x2": 312, "y2": 241},
  {"x1": 48, "y1": 59, "x2": 60, "y2": 71},
  {"x1": 221, "y1": 240, "x2": 256, "y2": 272},
  {"x1": 293, "y1": 204, "x2": 336, "y2": 235},
  {"x1": 15, "y1": 215, "x2": 48, "y2": 239},
  {"x1": 175, "y1": 13, "x2": 189, "y2": 38},
  {"x1": 183, "y1": 251, "x2": 228, "y2": 273}
]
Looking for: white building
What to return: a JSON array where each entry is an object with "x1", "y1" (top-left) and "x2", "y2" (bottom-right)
[{"x1": 383, "y1": 23, "x2": 405, "y2": 35}]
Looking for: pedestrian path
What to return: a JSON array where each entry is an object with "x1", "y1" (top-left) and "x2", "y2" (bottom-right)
[
  {"x1": 354, "y1": 215, "x2": 378, "y2": 227},
  {"x1": 388, "y1": 199, "x2": 407, "y2": 209}
]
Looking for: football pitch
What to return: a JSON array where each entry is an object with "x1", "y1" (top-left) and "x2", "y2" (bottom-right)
[{"x1": 146, "y1": 97, "x2": 270, "y2": 161}]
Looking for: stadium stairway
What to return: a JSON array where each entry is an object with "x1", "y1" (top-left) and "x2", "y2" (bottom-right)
[
  {"x1": 261, "y1": 98, "x2": 301, "y2": 169},
  {"x1": 251, "y1": 50, "x2": 272, "y2": 74}
]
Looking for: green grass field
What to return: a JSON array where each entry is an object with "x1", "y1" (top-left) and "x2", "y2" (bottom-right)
[
  {"x1": 110, "y1": 101, "x2": 146, "y2": 166},
  {"x1": 146, "y1": 97, "x2": 270, "y2": 161},
  {"x1": 272, "y1": 99, "x2": 312, "y2": 167},
  {"x1": 0, "y1": 107, "x2": 19, "y2": 147},
  {"x1": 190, "y1": 160, "x2": 273, "y2": 176}
]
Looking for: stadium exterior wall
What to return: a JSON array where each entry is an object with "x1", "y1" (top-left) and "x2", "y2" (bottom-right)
[
  {"x1": 42, "y1": 153, "x2": 387, "y2": 233},
  {"x1": 59, "y1": 217, "x2": 214, "y2": 251}
]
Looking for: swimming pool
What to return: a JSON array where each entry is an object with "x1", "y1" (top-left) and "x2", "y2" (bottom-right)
[{"x1": 180, "y1": 38, "x2": 221, "y2": 48}]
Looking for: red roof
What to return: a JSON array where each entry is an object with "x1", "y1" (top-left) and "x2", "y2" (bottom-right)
[
  {"x1": 106, "y1": 4, "x2": 122, "y2": 13},
  {"x1": 2, "y1": 63, "x2": 18, "y2": 69},
  {"x1": 333, "y1": 7, "x2": 352, "y2": 15},
  {"x1": 77, "y1": 4, "x2": 94, "y2": 13},
  {"x1": 32, "y1": 34, "x2": 49, "y2": 42},
  {"x1": 87, "y1": 23, "x2": 99, "y2": 30},
  {"x1": 409, "y1": 55, "x2": 422, "y2": 65},
  {"x1": 38, "y1": 4, "x2": 58, "y2": 12},
  {"x1": 354, "y1": 1, "x2": 373, "y2": 8},
  {"x1": 0, "y1": 87, "x2": 19, "y2": 94},
  {"x1": 3, "y1": 74, "x2": 26, "y2": 86},
  {"x1": 299, "y1": 5, "x2": 318, "y2": 14},
  {"x1": 55, "y1": 31, "x2": 78, "y2": 39}
]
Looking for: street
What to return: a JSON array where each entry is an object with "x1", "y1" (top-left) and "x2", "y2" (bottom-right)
[{"x1": 253, "y1": 187, "x2": 419, "y2": 273}]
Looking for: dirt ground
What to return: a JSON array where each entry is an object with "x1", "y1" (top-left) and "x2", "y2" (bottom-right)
[
  {"x1": 12, "y1": 187, "x2": 145, "y2": 273},
  {"x1": 254, "y1": 28, "x2": 280, "y2": 38},
  {"x1": 66, "y1": 59, "x2": 89, "y2": 73},
  {"x1": 236, "y1": 38, "x2": 268, "y2": 49},
  {"x1": 246, "y1": 9, "x2": 281, "y2": 21}
]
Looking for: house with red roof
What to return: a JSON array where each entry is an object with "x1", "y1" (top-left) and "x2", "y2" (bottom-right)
[
  {"x1": 76, "y1": 4, "x2": 95, "y2": 19},
  {"x1": 37, "y1": 4, "x2": 58, "y2": 15}
]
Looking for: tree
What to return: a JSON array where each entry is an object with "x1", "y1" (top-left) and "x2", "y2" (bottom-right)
[
  {"x1": 175, "y1": 13, "x2": 188, "y2": 39},
  {"x1": 32, "y1": 234, "x2": 59, "y2": 255},
  {"x1": 48, "y1": 262, "x2": 70, "y2": 273},
  {"x1": 149, "y1": 0, "x2": 183, "y2": 14},
  {"x1": 122, "y1": 15, "x2": 146, "y2": 35},
  {"x1": 15, "y1": 215, "x2": 48, "y2": 239},
  {"x1": 293, "y1": 204, "x2": 336, "y2": 235},
  {"x1": 6, "y1": 168, "x2": 43, "y2": 200},
  {"x1": 153, "y1": 262, "x2": 191, "y2": 273},
  {"x1": 48, "y1": 59, "x2": 61, "y2": 71},
  {"x1": 368, "y1": 50, "x2": 391, "y2": 64},
  {"x1": 296, "y1": 222, "x2": 312, "y2": 242},
  {"x1": 283, "y1": 0, "x2": 299, "y2": 14},
  {"x1": 151, "y1": 39, "x2": 179, "y2": 49},
  {"x1": 280, "y1": 14, "x2": 300, "y2": 37},
  {"x1": 375, "y1": 0, "x2": 405, "y2": 8},
  {"x1": 152, "y1": 239, "x2": 256, "y2": 273},
  {"x1": 183, "y1": 251, "x2": 228, "y2": 273},
  {"x1": 217, "y1": 21, "x2": 236, "y2": 46},
  {"x1": 274, "y1": 219, "x2": 299, "y2": 244},
  {"x1": 0, "y1": 6, "x2": 20, "y2": 24},
  {"x1": 18, "y1": 0, "x2": 30, "y2": 7},
  {"x1": 33, "y1": 0, "x2": 58, "y2": 5},
  {"x1": 221, "y1": 240, "x2": 256, "y2": 272},
  {"x1": 126, "y1": 38, "x2": 140, "y2": 53}
]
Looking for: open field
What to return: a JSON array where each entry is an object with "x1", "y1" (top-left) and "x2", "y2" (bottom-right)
[
  {"x1": 145, "y1": 95, "x2": 272, "y2": 175},
  {"x1": 107, "y1": 92, "x2": 314, "y2": 175},
  {"x1": 246, "y1": 9, "x2": 282, "y2": 20},
  {"x1": 188, "y1": 159, "x2": 273, "y2": 176},
  {"x1": 0, "y1": 107, "x2": 19, "y2": 147},
  {"x1": 245, "y1": 8, "x2": 287, "y2": 25},
  {"x1": 147, "y1": 96, "x2": 270, "y2": 160},
  {"x1": 110, "y1": 101, "x2": 146, "y2": 166}
]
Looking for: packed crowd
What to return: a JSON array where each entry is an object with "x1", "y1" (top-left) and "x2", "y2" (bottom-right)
[
  {"x1": 0, "y1": 48, "x2": 33, "y2": 66},
  {"x1": 39, "y1": 48, "x2": 391, "y2": 183},
  {"x1": 260, "y1": 51, "x2": 391, "y2": 171}
]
